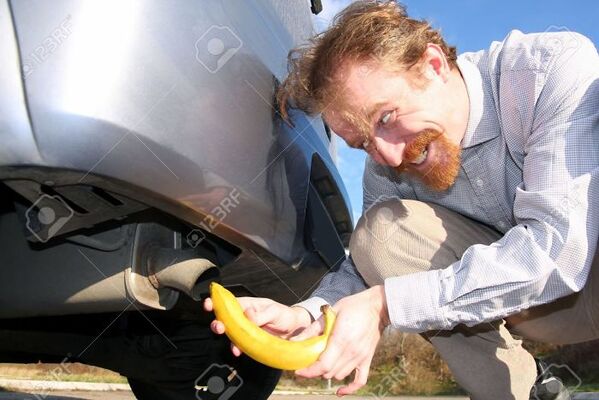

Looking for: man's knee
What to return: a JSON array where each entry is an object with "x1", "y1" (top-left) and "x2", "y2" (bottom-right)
[
  {"x1": 350, "y1": 199, "x2": 456, "y2": 286},
  {"x1": 350, "y1": 199, "x2": 501, "y2": 287}
]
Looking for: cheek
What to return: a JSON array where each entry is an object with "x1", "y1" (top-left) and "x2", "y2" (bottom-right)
[
  {"x1": 393, "y1": 116, "x2": 428, "y2": 134},
  {"x1": 387, "y1": 120, "x2": 440, "y2": 144},
  {"x1": 378, "y1": 123, "x2": 418, "y2": 144}
]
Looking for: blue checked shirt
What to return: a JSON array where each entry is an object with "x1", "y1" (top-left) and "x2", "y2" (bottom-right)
[{"x1": 296, "y1": 30, "x2": 599, "y2": 333}]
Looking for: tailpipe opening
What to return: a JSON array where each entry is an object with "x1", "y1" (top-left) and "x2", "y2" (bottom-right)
[
  {"x1": 126, "y1": 245, "x2": 220, "y2": 310},
  {"x1": 149, "y1": 258, "x2": 219, "y2": 301}
]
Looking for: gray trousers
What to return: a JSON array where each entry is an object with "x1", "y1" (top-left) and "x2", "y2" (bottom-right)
[{"x1": 349, "y1": 200, "x2": 599, "y2": 400}]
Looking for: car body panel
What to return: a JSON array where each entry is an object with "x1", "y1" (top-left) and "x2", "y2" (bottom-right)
[
  {"x1": 0, "y1": 0, "x2": 42, "y2": 165},
  {"x1": 0, "y1": 2, "x2": 354, "y2": 394},
  {"x1": 3, "y1": 0, "x2": 353, "y2": 265}
]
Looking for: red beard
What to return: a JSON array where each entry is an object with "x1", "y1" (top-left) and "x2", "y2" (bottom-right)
[{"x1": 395, "y1": 129, "x2": 461, "y2": 191}]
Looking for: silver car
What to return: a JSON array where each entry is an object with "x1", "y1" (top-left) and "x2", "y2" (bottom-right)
[{"x1": 0, "y1": 1, "x2": 352, "y2": 399}]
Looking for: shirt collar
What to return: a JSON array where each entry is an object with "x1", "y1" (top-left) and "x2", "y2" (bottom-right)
[{"x1": 457, "y1": 56, "x2": 497, "y2": 148}]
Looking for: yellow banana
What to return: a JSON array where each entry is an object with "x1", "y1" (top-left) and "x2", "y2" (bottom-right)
[{"x1": 209, "y1": 282, "x2": 336, "y2": 370}]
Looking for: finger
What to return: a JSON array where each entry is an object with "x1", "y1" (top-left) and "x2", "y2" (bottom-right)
[
  {"x1": 296, "y1": 330, "x2": 347, "y2": 378},
  {"x1": 230, "y1": 342, "x2": 242, "y2": 357},
  {"x1": 210, "y1": 319, "x2": 225, "y2": 335},
  {"x1": 244, "y1": 303, "x2": 281, "y2": 326},
  {"x1": 336, "y1": 358, "x2": 371, "y2": 397},
  {"x1": 203, "y1": 297, "x2": 213, "y2": 312},
  {"x1": 236, "y1": 296, "x2": 271, "y2": 309},
  {"x1": 330, "y1": 353, "x2": 363, "y2": 381},
  {"x1": 289, "y1": 319, "x2": 323, "y2": 341}
]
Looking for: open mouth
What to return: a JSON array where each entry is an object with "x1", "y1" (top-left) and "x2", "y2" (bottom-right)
[
  {"x1": 397, "y1": 130, "x2": 443, "y2": 173},
  {"x1": 396, "y1": 130, "x2": 462, "y2": 191},
  {"x1": 410, "y1": 147, "x2": 428, "y2": 165}
]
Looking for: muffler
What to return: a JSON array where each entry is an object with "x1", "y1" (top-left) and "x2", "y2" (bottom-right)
[
  {"x1": 125, "y1": 223, "x2": 219, "y2": 310},
  {"x1": 0, "y1": 214, "x2": 219, "y2": 318}
]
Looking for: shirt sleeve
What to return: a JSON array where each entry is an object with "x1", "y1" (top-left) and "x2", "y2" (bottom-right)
[
  {"x1": 293, "y1": 156, "x2": 400, "y2": 319},
  {"x1": 385, "y1": 33, "x2": 599, "y2": 332}
]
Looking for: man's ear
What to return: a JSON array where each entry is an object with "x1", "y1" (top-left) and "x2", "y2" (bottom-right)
[{"x1": 422, "y1": 43, "x2": 451, "y2": 83}]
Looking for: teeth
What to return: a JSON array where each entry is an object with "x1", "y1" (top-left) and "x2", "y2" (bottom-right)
[{"x1": 411, "y1": 150, "x2": 427, "y2": 165}]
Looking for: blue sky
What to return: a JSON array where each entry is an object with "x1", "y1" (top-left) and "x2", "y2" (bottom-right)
[{"x1": 316, "y1": 0, "x2": 599, "y2": 224}]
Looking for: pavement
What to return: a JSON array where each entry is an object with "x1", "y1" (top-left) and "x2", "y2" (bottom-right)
[
  {"x1": 0, "y1": 393, "x2": 468, "y2": 400},
  {"x1": 0, "y1": 392, "x2": 132, "y2": 400},
  {"x1": 0, "y1": 379, "x2": 597, "y2": 400},
  {"x1": 0, "y1": 393, "x2": 597, "y2": 400}
]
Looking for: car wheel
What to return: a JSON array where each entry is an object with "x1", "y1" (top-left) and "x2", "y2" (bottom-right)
[{"x1": 127, "y1": 352, "x2": 282, "y2": 400}]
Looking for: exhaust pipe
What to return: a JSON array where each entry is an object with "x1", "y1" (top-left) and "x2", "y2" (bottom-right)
[
  {"x1": 126, "y1": 244, "x2": 219, "y2": 310},
  {"x1": 149, "y1": 257, "x2": 219, "y2": 301},
  {"x1": 0, "y1": 218, "x2": 220, "y2": 318}
]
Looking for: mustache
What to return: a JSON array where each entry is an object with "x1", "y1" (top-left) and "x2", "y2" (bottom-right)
[
  {"x1": 396, "y1": 129, "x2": 443, "y2": 172},
  {"x1": 393, "y1": 129, "x2": 462, "y2": 192}
]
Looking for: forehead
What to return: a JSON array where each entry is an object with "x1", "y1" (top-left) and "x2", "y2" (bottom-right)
[
  {"x1": 327, "y1": 61, "x2": 408, "y2": 124},
  {"x1": 338, "y1": 61, "x2": 406, "y2": 104}
]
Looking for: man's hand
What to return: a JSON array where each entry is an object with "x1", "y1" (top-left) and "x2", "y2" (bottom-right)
[
  {"x1": 203, "y1": 296, "x2": 313, "y2": 356},
  {"x1": 293, "y1": 285, "x2": 390, "y2": 396}
]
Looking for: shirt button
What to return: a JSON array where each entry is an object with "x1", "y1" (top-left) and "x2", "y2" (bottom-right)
[
  {"x1": 475, "y1": 178, "x2": 484, "y2": 187},
  {"x1": 498, "y1": 221, "x2": 507, "y2": 229}
]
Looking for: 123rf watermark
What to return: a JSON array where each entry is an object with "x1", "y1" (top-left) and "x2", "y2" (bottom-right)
[
  {"x1": 32, "y1": 355, "x2": 73, "y2": 400},
  {"x1": 195, "y1": 363, "x2": 243, "y2": 400},
  {"x1": 194, "y1": 25, "x2": 242, "y2": 73},
  {"x1": 22, "y1": 14, "x2": 73, "y2": 78},
  {"x1": 187, "y1": 188, "x2": 242, "y2": 248},
  {"x1": 365, "y1": 365, "x2": 403, "y2": 399},
  {"x1": 25, "y1": 193, "x2": 74, "y2": 242},
  {"x1": 531, "y1": 363, "x2": 582, "y2": 400},
  {"x1": 362, "y1": 195, "x2": 404, "y2": 244}
]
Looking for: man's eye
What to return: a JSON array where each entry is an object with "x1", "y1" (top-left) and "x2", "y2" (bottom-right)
[{"x1": 379, "y1": 111, "x2": 392, "y2": 126}]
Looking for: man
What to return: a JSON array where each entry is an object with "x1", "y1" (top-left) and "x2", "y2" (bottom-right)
[{"x1": 204, "y1": 1, "x2": 599, "y2": 398}]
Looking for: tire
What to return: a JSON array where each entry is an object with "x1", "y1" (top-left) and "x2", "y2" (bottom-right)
[
  {"x1": 128, "y1": 352, "x2": 282, "y2": 400},
  {"x1": 123, "y1": 299, "x2": 282, "y2": 400}
]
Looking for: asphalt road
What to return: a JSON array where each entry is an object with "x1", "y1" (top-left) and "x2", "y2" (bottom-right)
[
  {"x1": 1, "y1": 392, "x2": 597, "y2": 400},
  {"x1": 0, "y1": 391, "x2": 469, "y2": 400}
]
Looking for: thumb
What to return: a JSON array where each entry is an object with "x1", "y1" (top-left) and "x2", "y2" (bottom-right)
[{"x1": 289, "y1": 318, "x2": 324, "y2": 341}]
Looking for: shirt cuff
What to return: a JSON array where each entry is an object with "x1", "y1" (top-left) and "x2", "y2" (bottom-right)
[
  {"x1": 384, "y1": 269, "x2": 447, "y2": 333},
  {"x1": 292, "y1": 296, "x2": 330, "y2": 322}
]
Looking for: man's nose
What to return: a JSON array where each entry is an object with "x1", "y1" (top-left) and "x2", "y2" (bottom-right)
[{"x1": 373, "y1": 137, "x2": 404, "y2": 167}]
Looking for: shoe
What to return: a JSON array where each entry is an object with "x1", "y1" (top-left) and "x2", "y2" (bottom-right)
[{"x1": 529, "y1": 358, "x2": 571, "y2": 400}]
